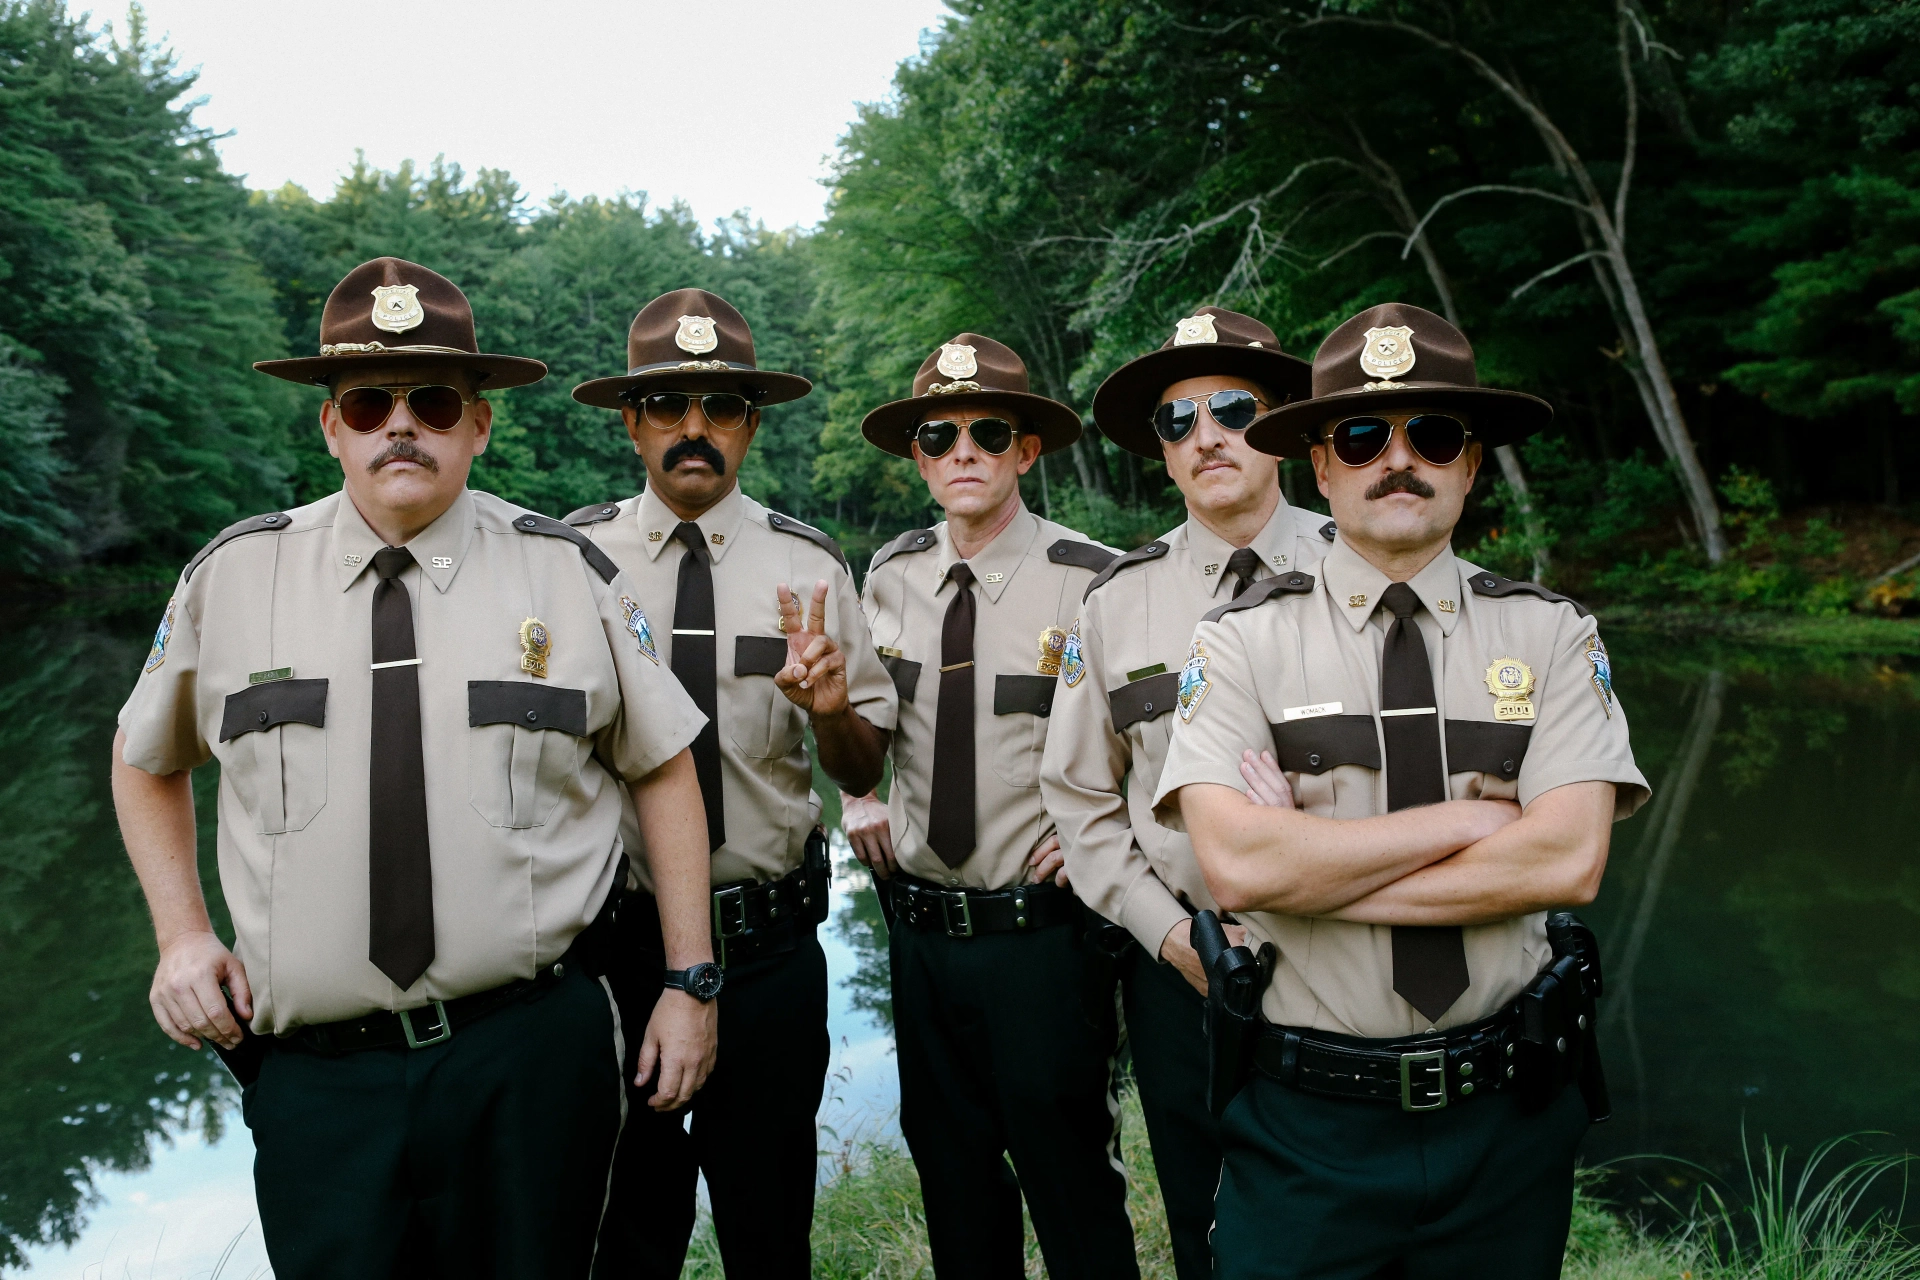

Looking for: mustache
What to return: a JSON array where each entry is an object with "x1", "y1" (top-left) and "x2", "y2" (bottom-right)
[
  {"x1": 662, "y1": 437, "x2": 728, "y2": 476},
  {"x1": 1190, "y1": 446, "x2": 1240, "y2": 478},
  {"x1": 1365, "y1": 469, "x2": 1435, "y2": 500},
  {"x1": 367, "y1": 438, "x2": 439, "y2": 474}
]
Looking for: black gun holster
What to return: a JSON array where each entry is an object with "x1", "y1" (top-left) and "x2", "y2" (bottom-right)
[
  {"x1": 1192, "y1": 910, "x2": 1275, "y2": 1119},
  {"x1": 1522, "y1": 911, "x2": 1611, "y2": 1123}
]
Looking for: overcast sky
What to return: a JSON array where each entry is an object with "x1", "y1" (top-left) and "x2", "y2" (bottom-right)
[{"x1": 96, "y1": 0, "x2": 951, "y2": 229}]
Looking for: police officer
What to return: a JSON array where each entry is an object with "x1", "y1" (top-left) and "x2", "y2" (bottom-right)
[
  {"x1": 567, "y1": 289, "x2": 897, "y2": 1278},
  {"x1": 1152, "y1": 303, "x2": 1649, "y2": 1279},
  {"x1": 110, "y1": 258, "x2": 716, "y2": 1279},
  {"x1": 1041, "y1": 307, "x2": 1317, "y2": 1279},
  {"x1": 839, "y1": 334, "x2": 1137, "y2": 1279}
]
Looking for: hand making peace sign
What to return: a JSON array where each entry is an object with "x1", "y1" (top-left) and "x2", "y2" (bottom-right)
[{"x1": 773, "y1": 579, "x2": 850, "y2": 716}]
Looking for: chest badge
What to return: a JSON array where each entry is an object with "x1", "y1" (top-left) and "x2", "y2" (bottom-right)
[
  {"x1": 144, "y1": 598, "x2": 175, "y2": 673},
  {"x1": 520, "y1": 618, "x2": 552, "y2": 679},
  {"x1": 620, "y1": 596, "x2": 659, "y2": 665},
  {"x1": 1060, "y1": 621, "x2": 1086, "y2": 688},
  {"x1": 1036, "y1": 625, "x2": 1068, "y2": 676},
  {"x1": 1178, "y1": 639, "x2": 1212, "y2": 722},
  {"x1": 1484, "y1": 657, "x2": 1536, "y2": 722},
  {"x1": 1585, "y1": 633, "x2": 1614, "y2": 717}
]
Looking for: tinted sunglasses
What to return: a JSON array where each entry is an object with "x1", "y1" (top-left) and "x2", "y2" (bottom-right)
[
  {"x1": 632, "y1": 391, "x2": 753, "y2": 431},
  {"x1": 1327, "y1": 414, "x2": 1472, "y2": 467},
  {"x1": 335, "y1": 384, "x2": 471, "y2": 433},
  {"x1": 1153, "y1": 388, "x2": 1267, "y2": 443},
  {"x1": 912, "y1": 417, "x2": 1018, "y2": 458}
]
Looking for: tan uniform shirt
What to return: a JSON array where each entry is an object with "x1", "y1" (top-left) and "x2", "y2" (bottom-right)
[
  {"x1": 570, "y1": 484, "x2": 897, "y2": 890},
  {"x1": 117, "y1": 489, "x2": 706, "y2": 1035},
  {"x1": 1042, "y1": 500, "x2": 1332, "y2": 955},
  {"x1": 861, "y1": 505, "x2": 1115, "y2": 890},
  {"x1": 1152, "y1": 537, "x2": 1649, "y2": 1038}
]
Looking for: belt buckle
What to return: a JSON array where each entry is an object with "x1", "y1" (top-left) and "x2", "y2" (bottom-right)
[
  {"x1": 942, "y1": 890, "x2": 974, "y2": 939},
  {"x1": 1399, "y1": 1047, "x2": 1447, "y2": 1111},
  {"x1": 399, "y1": 1000, "x2": 452, "y2": 1049},
  {"x1": 712, "y1": 885, "x2": 748, "y2": 966}
]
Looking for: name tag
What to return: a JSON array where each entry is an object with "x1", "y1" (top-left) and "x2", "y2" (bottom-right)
[{"x1": 1282, "y1": 701, "x2": 1343, "y2": 721}]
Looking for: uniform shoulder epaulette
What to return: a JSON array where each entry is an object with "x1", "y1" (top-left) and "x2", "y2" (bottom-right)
[
  {"x1": 183, "y1": 511, "x2": 294, "y2": 583},
  {"x1": 767, "y1": 512, "x2": 848, "y2": 571},
  {"x1": 510, "y1": 512, "x2": 621, "y2": 584},
  {"x1": 564, "y1": 501, "x2": 622, "y2": 527},
  {"x1": 1466, "y1": 571, "x2": 1590, "y2": 618},
  {"x1": 1047, "y1": 538, "x2": 1118, "y2": 576},
  {"x1": 1201, "y1": 572, "x2": 1315, "y2": 624},
  {"x1": 869, "y1": 527, "x2": 937, "y2": 573},
  {"x1": 1082, "y1": 539, "x2": 1170, "y2": 602},
  {"x1": 1320, "y1": 520, "x2": 1337, "y2": 542}
]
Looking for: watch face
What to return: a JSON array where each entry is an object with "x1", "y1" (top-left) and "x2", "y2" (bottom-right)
[{"x1": 689, "y1": 963, "x2": 724, "y2": 1002}]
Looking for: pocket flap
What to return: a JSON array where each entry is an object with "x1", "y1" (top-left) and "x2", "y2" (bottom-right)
[
  {"x1": 734, "y1": 635, "x2": 789, "y2": 678},
  {"x1": 220, "y1": 679, "x2": 328, "y2": 742},
  {"x1": 880, "y1": 653, "x2": 921, "y2": 703},
  {"x1": 1110, "y1": 671, "x2": 1179, "y2": 732},
  {"x1": 1444, "y1": 719, "x2": 1533, "y2": 781},
  {"x1": 468, "y1": 681, "x2": 589, "y2": 737},
  {"x1": 994, "y1": 673, "x2": 1057, "y2": 718},
  {"x1": 1268, "y1": 714, "x2": 1381, "y2": 775}
]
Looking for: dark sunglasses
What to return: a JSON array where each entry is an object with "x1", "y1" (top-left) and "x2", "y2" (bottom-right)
[
  {"x1": 1327, "y1": 414, "x2": 1472, "y2": 467},
  {"x1": 632, "y1": 391, "x2": 753, "y2": 431},
  {"x1": 1152, "y1": 388, "x2": 1267, "y2": 443},
  {"x1": 335, "y1": 384, "x2": 471, "y2": 433},
  {"x1": 912, "y1": 417, "x2": 1018, "y2": 458}
]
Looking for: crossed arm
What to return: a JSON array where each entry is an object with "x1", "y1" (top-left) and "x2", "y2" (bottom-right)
[{"x1": 1176, "y1": 751, "x2": 1615, "y2": 925}]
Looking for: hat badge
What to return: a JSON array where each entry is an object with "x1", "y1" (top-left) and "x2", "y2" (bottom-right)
[
  {"x1": 936, "y1": 343, "x2": 979, "y2": 380},
  {"x1": 1360, "y1": 326, "x2": 1416, "y2": 388},
  {"x1": 370, "y1": 284, "x2": 424, "y2": 334},
  {"x1": 1172, "y1": 314, "x2": 1219, "y2": 346},
  {"x1": 674, "y1": 315, "x2": 719, "y2": 355}
]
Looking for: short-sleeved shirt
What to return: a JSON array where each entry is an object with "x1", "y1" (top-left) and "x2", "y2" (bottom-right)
[
  {"x1": 117, "y1": 488, "x2": 706, "y2": 1035},
  {"x1": 861, "y1": 506, "x2": 1115, "y2": 890},
  {"x1": 570, "y1": 484, "x2": 897, "y2": 890},
  {"x1": 1042, "y1": 499, "x2": 1332, "y2": 955},
  {"x1": 1152, "y1": 537, "x2": 1649, "y2": 1038}
]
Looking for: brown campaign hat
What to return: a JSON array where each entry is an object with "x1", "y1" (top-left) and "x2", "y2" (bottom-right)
[
  {"x1": 571, "y1": 289, "x2": 812, "y2": 410},
  {"x1": 1245, "y1": 303, "x2": 1552, "y2": 460},
  {"x1": 1091, "y1": 306, "x2": 1312, "y2": 459},
  {"x1": 254, "y1": 257, "x2": 546, "y2": 389},
  {"x1": 860, "y1": 333, "x2": 1082, "y2": 458}
]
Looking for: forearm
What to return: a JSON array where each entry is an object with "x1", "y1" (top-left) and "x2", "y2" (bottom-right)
[
  {"x1": 631, "y1": 748, "x2": 714, "y2": 968},
  {"x1": 1049, "y1": 784, "x2": 1186, "y2": 952},
  {"x1": 112, "y1": 728, "x2": 210, "y2": 947},
  {"x1": 812, "y1": 708, "x2": 889, "y2": 796}
]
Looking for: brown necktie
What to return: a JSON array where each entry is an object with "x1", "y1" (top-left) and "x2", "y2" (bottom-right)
[
  {"x1": 927, "y1": 562, "x2": 977, "y2": 867},
  {"x1": 672, "y1": 522, "x2": 725, "y2": 852},
  {"x1": 369, "y1": 546, "x2": 433, "y2": 989},
  {"x1": 1379, "y1": 582, "x2": 1470, "y2": 1023},
  {"x1": 1226, "y1": 547, "x2": 1264, "y2": 599}
]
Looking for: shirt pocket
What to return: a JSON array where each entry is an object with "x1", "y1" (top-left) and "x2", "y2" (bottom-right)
[
  {"x1": 1268, "y1": 714, "x2": 1380, "y2": 814},
  {"x1": 991, "y1": 674, "x2": 1057, "y2": 787},
  {"x1": 220, "y1": 679, "x2": 329, "y2": 834},
  {"x1": 1109, "y1": 671, "x2": 1178, "y2": 733},
  {"x1": 1443, "y1": 719, "x2": 1532, "y2": 801},
  {"x1": 728, "y1": 635, "x2": 805, "y2": 759},
  {"x1": 467, "y1": 681, "x2": 590, "y2": 829}
]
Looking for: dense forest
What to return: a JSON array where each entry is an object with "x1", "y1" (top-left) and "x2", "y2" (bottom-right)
[{"x1": 2, "y1": 0, "x2": 1916, "y2": 608}]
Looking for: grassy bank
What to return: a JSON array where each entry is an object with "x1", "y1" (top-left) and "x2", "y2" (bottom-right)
[{"x1": 683, "y1": 1094, "x2": 1920, "y2": 1279}]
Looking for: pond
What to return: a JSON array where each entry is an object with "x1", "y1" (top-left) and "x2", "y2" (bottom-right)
[{"x1": 3, "y1": 593, "x2": 1916, "y2": 1276}]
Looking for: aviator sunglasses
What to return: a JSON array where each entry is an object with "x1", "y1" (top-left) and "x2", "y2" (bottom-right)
[
  {"x1": 630, "y1": 391, "x2": 754, "y2": 432},
  {"x1": 912, "y1": 417, "x2": 1018, "y2": 458},
  {"x1": 334, "y1": 384, "x2": 472, "y2": 433},
  {"x1": 1327, "y1": 413, "x2": 1472, "y2": 467},
  {"x1": 1153, "y1": 388, "x2": 1267, "y2": 443}
]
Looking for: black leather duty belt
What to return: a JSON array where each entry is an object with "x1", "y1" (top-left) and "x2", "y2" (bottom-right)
[
  {"x1": 889, "y1": 875, "x2": 1079, "y2": 938},
  {"x1": 1254, "y1": 1009, "x2": 1520, "y2": 1112},
  {"x1": 289, "y1": 958, "x2": 580, "y2": 1055},
  {"x1": 712, "y1": 859, "x2": 829, "y2": 968}
]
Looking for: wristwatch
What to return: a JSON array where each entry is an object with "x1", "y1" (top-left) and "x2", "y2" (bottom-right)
[{"x1": 663, "y1": 962, "x2": 724, "y2": 1002}]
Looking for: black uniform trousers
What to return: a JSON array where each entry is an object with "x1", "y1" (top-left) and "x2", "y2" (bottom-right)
[
  {"x1": 1121, "y1": 944, "x2": 1223, "y2": 1280},
  {"x1": 1210, "y1": 1073, "x2": 1589, "y2": 1280},
  {"x1": 243, "y1": 969, "x2": 625, "y2": 1280},
  {"x1": 594, "y1": 891, "x2": 830, "y2": 1279},
  {"x1": 891, "y1": 906, "x2": 1139, "y2": 1280}
]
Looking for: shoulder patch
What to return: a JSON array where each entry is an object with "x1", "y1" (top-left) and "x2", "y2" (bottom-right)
[
  {"x1": 869, "y1": 527, "x2": 937, "y2": 574},
  {"x1": 1083, "y1": 539, "x2": 1171, "y2": 602},
  {"x1": 564, "y1": 502, "x2": 623, "y2": 527},
  {"x1": 1466, "y1": 572, "x2": 1590, "y2": 618},
  {"x1": 1048, "y1": 538, "x2": 1119, "y2": 576},
  {"x1": 183, "y1": 511, "x2": 294, "y2": 583},
  {"x1": 1320, "y1": 520, "x2": 1337, "y2": 542},
  {"x1": 511, "y1": 512, "x2": 621, "y2": 584},
  {"x1": 1201, "y1": 572, "x2": 1315, "y2": 624},
  {"x1": 768, "y1": 512, "x2": 849, "y2": 571}
]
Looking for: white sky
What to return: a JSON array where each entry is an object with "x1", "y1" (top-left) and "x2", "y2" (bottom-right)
[{"x1": 92, "y1": 0, "x2": 952, "y2": 229}]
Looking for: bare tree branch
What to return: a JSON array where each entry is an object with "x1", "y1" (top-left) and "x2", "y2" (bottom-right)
[
  {"x1": 1401, "y1": 184, "x2": 1588, "y2": 256},
  {"x1": 1510, "y1": 249, "x2": 1611, "y2": 298}
]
